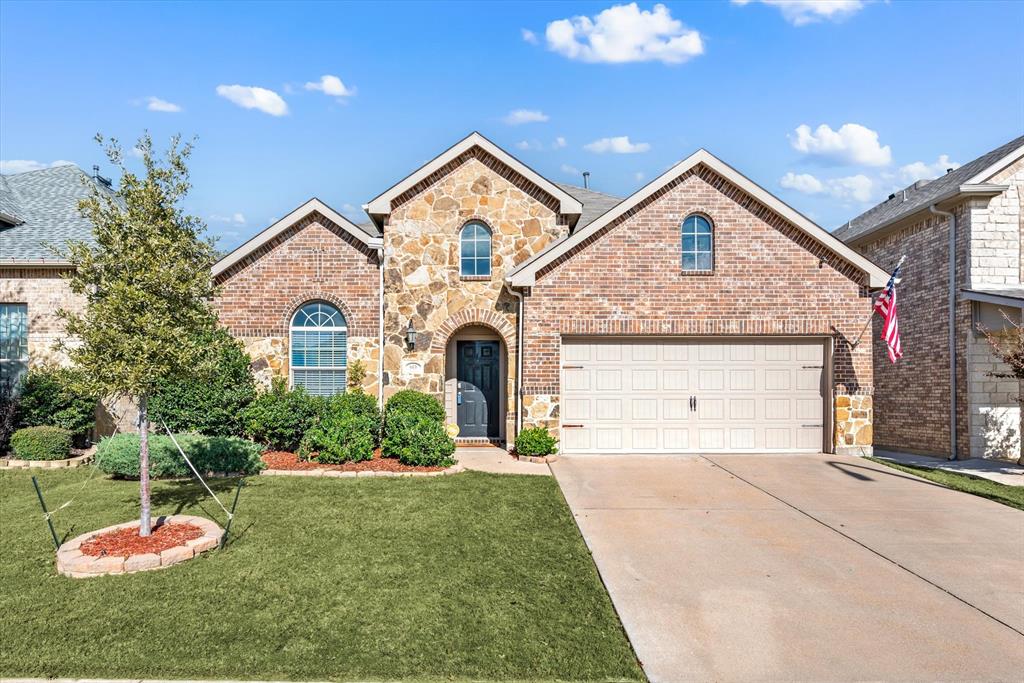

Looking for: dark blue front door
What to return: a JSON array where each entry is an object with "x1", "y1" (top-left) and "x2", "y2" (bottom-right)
[{"x1": 456, "y1": 341, "x2": 500, "y2": 438}]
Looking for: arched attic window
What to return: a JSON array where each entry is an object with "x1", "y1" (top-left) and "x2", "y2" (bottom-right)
[
  {"x1": 681, "y1": 214, "x2": 714, "y2": 272},
  {"x1": 460, "y1": 221, "x2": 492, "y2": 277}
]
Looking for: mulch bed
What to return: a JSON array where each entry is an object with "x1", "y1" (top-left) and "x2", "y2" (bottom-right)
[
  {"x1": 80, "y1": 522, "x2": 204, "y2": 558},
  {"x1": 261, "y1": 450, "x2": 445, "y2": 473}
]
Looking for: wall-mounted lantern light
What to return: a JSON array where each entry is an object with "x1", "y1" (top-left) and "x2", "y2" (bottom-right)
[{"x1": 406, "y1": 319, "x2": 417, "y2": 350}]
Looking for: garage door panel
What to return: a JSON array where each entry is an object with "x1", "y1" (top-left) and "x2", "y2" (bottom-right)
[{"x1": 561, "y1": 338, "x2": 825, "y2": 454}]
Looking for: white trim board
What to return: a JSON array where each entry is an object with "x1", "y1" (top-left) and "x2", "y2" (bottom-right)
[
  {"x1": 363, "y1": 132, "x2": 583, "y2": 227},
  {"x1": 506, "y1": 148, "x2": 890, "y2": 289},
  {"x1": 212, "y1": 198, "x2": 382, "y2": 277}
]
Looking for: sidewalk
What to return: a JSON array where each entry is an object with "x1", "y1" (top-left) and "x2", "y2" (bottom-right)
[
  {"x1": 875, "y1": 450, "x2": 1024, "y2": 486},
  {"x1": 456, "y1": 446, "x2": 551, "y2": 475}
]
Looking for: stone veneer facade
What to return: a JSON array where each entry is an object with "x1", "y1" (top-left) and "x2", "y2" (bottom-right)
[
  {"x1": 213, "y1": 212, "x2": 381, "y2": 395},
  {"x1": 380, "y1": 148, "x2": 569, "y2": 440},
  {"x1": 520, "y1": 165, "x2": 876, "y2": 454}
]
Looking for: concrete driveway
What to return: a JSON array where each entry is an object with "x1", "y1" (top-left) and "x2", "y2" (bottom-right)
[{"x1": 552, "y1": 454, "x2": 1024, "y2": 682}]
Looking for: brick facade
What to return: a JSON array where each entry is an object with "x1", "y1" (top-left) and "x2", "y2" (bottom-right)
[
  {"x1": 0, "y1": 267, "x2": 83, "y2": 369},
  {"x1": 521, "y1": 165, "x2": 875, "y2": 453},
  {"x1": 213, "y1": 211, "x2": 381, "y2": 395}
]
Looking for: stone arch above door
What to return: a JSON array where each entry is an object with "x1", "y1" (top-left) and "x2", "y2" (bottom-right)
[{"x1": 431, "y1": 308, "x2": 516, "y2": 353}]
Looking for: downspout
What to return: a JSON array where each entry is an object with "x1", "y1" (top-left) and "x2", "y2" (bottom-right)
[
  {"x1": 929, "y1": 205, "x2": 958, "y2": 460},
  {"x1": 508, "y1": 286, "x2": 525, "y2": 442},
  {"x1": 376, "y1": 246, "x2": 385, "y2": 407}
]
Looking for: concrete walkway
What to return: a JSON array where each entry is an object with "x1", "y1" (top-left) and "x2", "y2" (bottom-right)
[
  {"x1": 455, "y1": 446, "x2": 551, "y2": 475},
  {"x1": 876, "y1": 449, "x2": 1024, "y2": 486},
  {"x1": 553, "y1": 453, "x2": 1024, "y2": 683}
]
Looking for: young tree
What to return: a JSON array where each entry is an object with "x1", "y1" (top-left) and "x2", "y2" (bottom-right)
[
  {"x1": 59, "y1": 133, "x2": 219, "y2": 535},
  {"x1": 984, "y1": 313, "x2": 1024, "y2": 465}
]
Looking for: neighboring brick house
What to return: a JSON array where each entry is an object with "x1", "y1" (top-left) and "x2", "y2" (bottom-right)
[
  {"x1": 836, "y1": 135, "x2": 1024, "y2": 461},
  {"x1": 216, "y1": 133, "x2": 889, "y2": 454}
]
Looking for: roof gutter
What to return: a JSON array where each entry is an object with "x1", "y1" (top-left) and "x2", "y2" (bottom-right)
[
  {"x1": 929, "y1": 204, "x2": 958, "y2": 461},
  {"x1": 0, "y1": 259, "x2": 73, "y2": 268}
]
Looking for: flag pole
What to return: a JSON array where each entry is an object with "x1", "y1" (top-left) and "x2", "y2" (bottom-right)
[{"x1": 850, "y1": 254, "x2": 905, "y2": 349}]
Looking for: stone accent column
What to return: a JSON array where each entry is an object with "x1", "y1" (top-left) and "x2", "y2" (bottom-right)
[{"x1": 834, "y1": 393, "x2": 873, "y2": 455}]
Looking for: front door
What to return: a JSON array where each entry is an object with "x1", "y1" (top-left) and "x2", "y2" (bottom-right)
[{"x1": 456, "y1": 340, "x2": 500, "y2": 438}]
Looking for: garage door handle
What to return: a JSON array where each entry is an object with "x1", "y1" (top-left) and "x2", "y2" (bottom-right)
[
  {"x1": 690, "y1": 396, "x2": 696, "y2": 411},
  {"x1": 562, "y1": 424, "x2": 584, "y2": 428}
]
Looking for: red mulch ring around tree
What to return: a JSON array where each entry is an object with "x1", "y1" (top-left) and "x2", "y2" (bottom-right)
[
  {"x1": 261, "y1": 449, "x2": 445, "y2": 473},
  {"x1": 80, "y1": 522, "x2": 204, "y2": 558}
]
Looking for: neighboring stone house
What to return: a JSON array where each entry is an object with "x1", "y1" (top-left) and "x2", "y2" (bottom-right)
[
  {"x1": 836, "y1": 135, "x2": 1024, "y2": 461},
  {"x1": 215, "y1": 132, "x2": 888, "y2": 454}
]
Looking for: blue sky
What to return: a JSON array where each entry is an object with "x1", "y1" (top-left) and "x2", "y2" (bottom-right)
[{"x1": 2, "y1": 1, "x2": 1022, "y2": 249}]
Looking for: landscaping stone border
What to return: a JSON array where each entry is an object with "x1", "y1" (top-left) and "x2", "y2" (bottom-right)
[
  {"x1": 1, "y1": 450, "x2": 93, "y2": 470},
  {"x1": 56, "y1": 514, "x2": 223, "y2": 578},
  {"x1": 516, "y1": 454, "x2": 559, "y2": 464},
  {"x1": 261, "y1": 462, "x2": 466, "y2": 478}
]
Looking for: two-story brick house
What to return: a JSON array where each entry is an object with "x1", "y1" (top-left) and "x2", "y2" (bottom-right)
[
  {"x1": 836, "y1": 135, "x2": 1023, "y2": 461},
  {"x1": 214, "y1": 132, "x2": 889, "y2": 455}
]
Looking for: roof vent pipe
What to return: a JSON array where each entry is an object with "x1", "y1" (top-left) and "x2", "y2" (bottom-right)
[{"x1": 582, "y1": 171, "x2": 590, "y2": 189}]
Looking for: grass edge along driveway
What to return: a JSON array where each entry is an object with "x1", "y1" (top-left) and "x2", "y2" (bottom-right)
[
  {"x1": 0, "y1": 468, "x2": 643, "y2": 683},
  {"x1": 868, "y1": 457, "x2": 1024, "y2": 511}
]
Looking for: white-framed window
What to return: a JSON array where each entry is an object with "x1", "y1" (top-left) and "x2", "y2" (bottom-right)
[
  {"x1": 681, "y1": 214, "x2": 714, "y2": 272},
  {"x1": 289, "y1": 301, "x2": 347, "y2": 396},
  {"x1": 0, "y1": 303, "x2": 28, "y2": 386},
  {"x1": 460, "y1": 221, "x2": 492, "y2": 277}
]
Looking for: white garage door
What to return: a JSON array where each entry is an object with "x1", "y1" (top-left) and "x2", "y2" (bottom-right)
[{"x1": 560, "y1": 338, "x2": 826, "y2": 454}]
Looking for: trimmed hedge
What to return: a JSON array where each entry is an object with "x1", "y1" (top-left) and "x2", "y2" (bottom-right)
[
  {"x1": 10, "y1": 426, "x2": 73, "y2": 461},
  {"x1": 326, "y1": 390, "x2": 382, "y2": 444},
  {"x1": 16, "y1": 367, "x2": 96, "y2": 440},
  {"x1": 95, "y1": 433, "x2": 264, "y2": 479},
  {"x1": 149, "y1": 328, "x2": 257, "y2": 437},
  {"x1": 242, "y1": 379, "x2": 325, "y2": 452},
  {"x1": 301, "y1": 413, "x2": 377, "y2": 464},
  {"x1": 514, "y1": 427, "x2": 558, "y2": 456},
  {"x1": 384, "y1": 389, "x2": 445, "y2": 426},
  {"x1": 382, "y1": 413, "x2": 456, "y2": 467}
]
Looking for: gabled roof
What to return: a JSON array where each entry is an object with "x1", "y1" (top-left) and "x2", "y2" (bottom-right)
[
  {"x1": 556, "y1": 183, "x2": 621, "y2": 230},
  {"x1": 835, "y1": 134, "x2": 1024, "y2": 245},
  {"x1": 0, "y1": 164, "x2": 117, "y2": 264},
  {"x1": 212, "y1": 197, "x2": 383, "y2": 277},
  {"x1": 507, "y1": 149, "x2": 890, "y2": 289},
  {"x1": 364, "y1": 132, "x2": 583, "y2": 229}
]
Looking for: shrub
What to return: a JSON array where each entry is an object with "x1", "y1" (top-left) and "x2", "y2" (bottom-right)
[
  {"x1": 325, "y1": 390, "x2": 382, "y2": 443},
  {"x1": 300, "y1": 413, "x2": 377, "y2": 464},
  {"x1": 0, "y1": 378, "x2": 17, "y2": 454},
  {"x1": 95, "y1": 433, "x2": 264, "y2": 479},
  {"x1": 242, "y1": 379, "x2": 325, "y2": 452},
  {"x1": 16, "y1": 367, "x2": 96, "y2": 440},
  {"x1": 515, "y1": 427, "x2": 558, "y2": 456},
  {"x1": 10, "y1": 426, "x2": 73, "y2": 461},
  {"x1": 149, "y1": 328, "x2": 257, "y2": 437},
  {"x1": 382, "y1": 413, "x2": 456, "y2": 467},
  {"x1": 384, "y1": 389, "x2": 445, "y2": 427}
]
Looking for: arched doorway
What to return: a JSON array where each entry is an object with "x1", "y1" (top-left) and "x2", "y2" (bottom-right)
[{"x1": 444, "y1": 325, "x2": 508, "y2": 442}]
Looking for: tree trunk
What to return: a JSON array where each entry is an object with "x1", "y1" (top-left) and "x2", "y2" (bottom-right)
[{"x1": 138, "y1": 394, "x2": 152, "y2": 537}]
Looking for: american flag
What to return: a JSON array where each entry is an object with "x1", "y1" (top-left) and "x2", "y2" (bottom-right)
[{"x1": 874, "y1": 263, "x2": 903, "y2": 363}]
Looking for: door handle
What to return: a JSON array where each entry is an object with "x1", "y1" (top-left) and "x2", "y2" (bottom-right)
[
  {"x1": 690, "y1": 396, "x2": 696, "y2": 411},
  {"x1": 457, "y1": 392, "x2": 463, "y2": 405}
]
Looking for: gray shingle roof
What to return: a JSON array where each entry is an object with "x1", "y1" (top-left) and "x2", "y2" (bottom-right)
[
  {"x1": 0, "y1": 165, "x2": 116, "y2": 263},
  {"x1": 556, "y1": 183, "x2": 621, "y2": 229},
  {"x1": 834, "y1": 135, "x2": 1024, "y2": 244}
]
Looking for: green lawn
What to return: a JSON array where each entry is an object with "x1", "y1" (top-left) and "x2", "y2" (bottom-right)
[
  {"x1": 869, "y1": 457, "x2": 1024, "y2": 511},
  {"x1": 0, "y1": 468, "x2": 642, "y2": 682}
]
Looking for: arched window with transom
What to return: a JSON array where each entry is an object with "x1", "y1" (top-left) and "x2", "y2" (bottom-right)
[
  {"x1": 289, "y1": 301, "x2": 347, "y2": 396},
  {"x1": 460, "y1": 221, "x2": 492, "y2": 277},
  {"x1": 681, "y1": 214, "x2": 714, "y2": 272}
]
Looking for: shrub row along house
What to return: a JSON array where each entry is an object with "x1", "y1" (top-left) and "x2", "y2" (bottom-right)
[{"x1": 4, "y1": 132, "x2": 895, "y2": 456}]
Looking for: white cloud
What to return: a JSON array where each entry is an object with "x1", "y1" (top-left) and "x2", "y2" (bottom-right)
[
  {"x1": 790, "y1": 123, "x2": 891, "y2": 166},
  {"x1": 584, "y1": 135, "x2": 651, "y2": 154},
  {"x1": 304, "y1": 74, "x2": 355, "y2": 99},
  {"x1": 899, "y1": 154, "x2": 960, "y2": 183},
  {"x1": 554, "y1": 136, "x2": 567, "y2": 148},
  {"x1": 780, "y1": 171, "x2": 874, "y2": 202},
  {"x1": 732, "y1": 0, "x2": 866, "y2": 26},
  {"x1": 515, "y1": 140, "x2": 533, "y2": 150},
  {"x1": 504, "y1": 109, "x2": 549, "y2": 125},
  {"x1": 521, "y1": 28, "x2": 538, "y2": 44},
  {"x1": 0, "y1": 159, "x2": 74, "y2": 174},
  {"x1": 546, "y1": 2, "x2": 704, "y2": 64},
  {"x1": 216, "y1": 84, "x2": 289, "y2": 116},
  {"x1": 209, "y1": 212, "x2": 247, "y2": 225},
  {"x1": 560, "y1": 163, "x2": 581, "y2": 176},
  {"x1": 780, "y1": 171, "x2": 825, "y2": 194},
  {"x1": 634, "y1": 171, "x2": 646, "y2": 182},
  {"x1": 145, "y1": 96, "x2": 182, "y2": 113}
]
